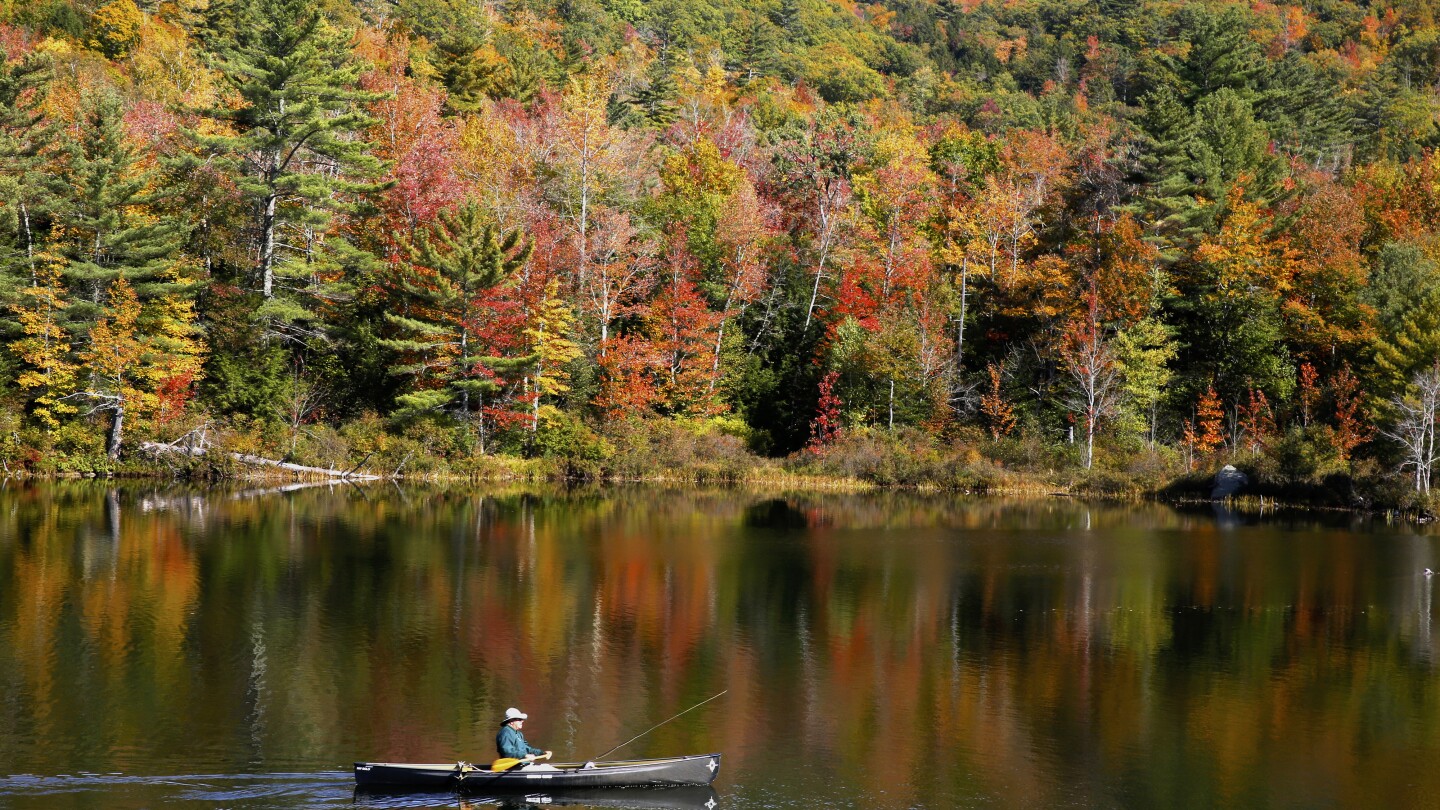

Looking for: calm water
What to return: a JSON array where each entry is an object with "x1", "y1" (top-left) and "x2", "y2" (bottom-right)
[{"x1": 1, "y1": 483, "x2": 1439, "y2": 809}]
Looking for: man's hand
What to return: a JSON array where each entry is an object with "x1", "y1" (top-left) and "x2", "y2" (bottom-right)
[{"x1": 524, "y1": 754, "x2": 536, "y2": 762}]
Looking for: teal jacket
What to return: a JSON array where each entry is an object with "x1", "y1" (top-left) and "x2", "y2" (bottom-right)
[{"x1": 497, "y1": 724, "x2": 544, "y2": 759}]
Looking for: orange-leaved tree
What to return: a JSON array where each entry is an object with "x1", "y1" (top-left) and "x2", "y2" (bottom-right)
[
  {"x1": 1181, "y1": 385, "x2": 1226, "y2": 468},
  {"x1": 648, "y1": 253, "x2": 726, "y2": 417},
  {"x1": 980, "y1": 362, "x2": 1017, "y2": 442},
  {"x1": 78, "y1": 278, "x2": 145, "y2": 459},
  {"x1": 1237, "y1": 388, "x2": 1275, "y2": 457},
  {"x1": 1330, "y1": 363, "x2": 1373, "y2": 462}
]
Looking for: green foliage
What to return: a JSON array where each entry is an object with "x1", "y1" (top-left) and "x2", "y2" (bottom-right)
[
  {"x1": 1143, "y1": 4, "x2": 1266, "y2": 104},
  {"x1": 530, "y1": 410, "x2": 612, "y2": 475},
  {"x1": 198, "y1": 285, "x2": 289, "y2": 418},
  {"x1": 1113, "y1": 317, "x2": 1178, "y2": 440},
  {"x1": 0, "y1": 50, "x2": 59, "y2": 307},
  {"x1": 1146, "y1": 88, "x2": 1287, "y2": 238},
  {"x1": 1374, "y1": 287, "x2": 1440, "y2": 392},
  {"x1": 191, "y1": 0, "x2": 384, "y2": 312},
  {"x1": 382, "y1": 203, "x2": 532, "y2": 423},
  {"x1": 54, "y1": 91, "x2": 188, "y2": 332},
  {"x1": 1366, "y1": 241, "x2": 1440, "y2": 335},
  {"x1": 802, "y1": 44, "x2": 886, "y2": 104}
]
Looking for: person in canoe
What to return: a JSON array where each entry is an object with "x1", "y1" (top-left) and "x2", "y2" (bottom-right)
[{"x1": 497, "y1": 707, "x2": 556, "y2": 770}]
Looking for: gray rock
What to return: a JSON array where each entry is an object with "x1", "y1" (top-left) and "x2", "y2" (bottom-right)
[{"x1": 1211, "y1": 464, "x2": 1248, "y2": 500}]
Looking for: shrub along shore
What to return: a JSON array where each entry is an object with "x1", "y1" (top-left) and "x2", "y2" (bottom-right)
[{"x1": 11, "y1": 414, "x2": 1434, "y2": 520}]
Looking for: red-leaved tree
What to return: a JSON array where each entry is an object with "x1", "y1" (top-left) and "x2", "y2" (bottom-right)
[{"x1": 809, "y1": 370, "x2": 843, "y2": 453}]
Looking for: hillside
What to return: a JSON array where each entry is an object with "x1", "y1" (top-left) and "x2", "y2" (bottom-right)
[{"x1": 1, "y1": 0, "x2": 1439, "y2": 505}]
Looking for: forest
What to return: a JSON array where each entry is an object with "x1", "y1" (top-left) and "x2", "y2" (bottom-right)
[{"x1": 1, "y1": 0, "x2": 1439, "y2": 506}]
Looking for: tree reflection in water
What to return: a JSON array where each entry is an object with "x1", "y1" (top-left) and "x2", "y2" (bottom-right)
[{"x1": 0, "y1": 483, "x2": 1438, "y2": 808}]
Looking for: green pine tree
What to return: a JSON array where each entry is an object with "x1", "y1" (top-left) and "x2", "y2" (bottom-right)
[
  {"x1": 1366, "y1": 241, "x2": 1440, "y2": 335},
  {"x1": 631, "y1": 58, "x2": 679, "y2": 129},
  {"x1": 438, "y1": 35, "x2": 509, "y2": 113},
  {"x1": 1259, "y1": 54, "x2": 1352, "y2": 171},
  {"x1": 1143, "y1": 4, "x2": 1266, "y2": 105},
  {"x1": 53, "y1": 92, "x2": 189, "y2": 335},
  {"x1": 0, "y1": 51, "x2": 60, "y2": 296},
  {"x1": 190, "y1": 0, "x2": 384, "y2": 312},
  {"x1": 382, "y1": 203, "x2": 533, "y2": 437},
  {"x1": 1375, "y1": 287, "x2": 1440, "y2": 393},
  {"x1": 1139, "y1": 87, "x2": 1286, "y2": 242},
  {"x1": 728, "y1": 11, "x2": 783, "y2": 85},
  {"x1": 1352, "y1": 60, "x2": 1439, "y2": 163}
]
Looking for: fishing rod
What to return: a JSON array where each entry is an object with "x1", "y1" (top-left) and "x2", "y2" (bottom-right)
[{"x1": 590, "y1": 689, "x2": 728, "y2": 762}]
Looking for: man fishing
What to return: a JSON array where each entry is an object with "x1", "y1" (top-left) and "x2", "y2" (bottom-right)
[{"x1": 497, "y1": 708, "x2": 555, "y2": 768}]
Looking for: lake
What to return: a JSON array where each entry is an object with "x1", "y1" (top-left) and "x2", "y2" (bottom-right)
[{"x1": 1, "y1": 482, "x2": 1438, "y2": 809}]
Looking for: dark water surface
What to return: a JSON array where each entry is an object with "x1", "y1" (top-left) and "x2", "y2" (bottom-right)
[{"x1": 2, "y1": 483, "x2": 1438, "y2": 809}]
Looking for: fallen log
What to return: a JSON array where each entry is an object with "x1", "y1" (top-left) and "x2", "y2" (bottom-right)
[
  {"x1": 231, "y1": 480, "x2": 347, "y2": 499},
  {"x1": 139, "y1": 441, "x2": 382, "y2": 481}
]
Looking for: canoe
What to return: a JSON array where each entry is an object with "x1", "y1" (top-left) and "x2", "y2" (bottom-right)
[{"x1": 353, "y1": 753, "x2": 721, "y2": 792}]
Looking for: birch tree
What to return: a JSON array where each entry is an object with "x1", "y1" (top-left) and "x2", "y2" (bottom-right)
[
  {"x1": 1385, "y1": 363, "x2": 1440, "y2": 494},
  {"x1": 1060, "y1": 291, "x2": 1124, "y2": 469}
]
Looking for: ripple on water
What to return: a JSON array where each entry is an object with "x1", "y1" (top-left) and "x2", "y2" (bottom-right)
[{"x1": 0, "y1": 772, "x2": 359, "y2": 809}]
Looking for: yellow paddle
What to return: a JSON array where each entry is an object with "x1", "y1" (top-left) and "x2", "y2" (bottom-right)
[{"x1": 490, "y1": 752, "x2": 551, "y2": 772}]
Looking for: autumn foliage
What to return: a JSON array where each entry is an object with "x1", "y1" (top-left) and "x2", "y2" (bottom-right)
[{"x1": 0, "y1": 0, "x2": 1435, "y2": 497}]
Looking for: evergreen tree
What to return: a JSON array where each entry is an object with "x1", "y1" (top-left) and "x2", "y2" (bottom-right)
[
  {"x1": 438, "y1": 35, "x2": 509, "y2": 112},
  {"x1": 1144, "y1": 4, "x2": 1266, "y2": 105},
  {"x1": 191, "y1": 0, "x2": 384, "y2": 313},
  {"x1": 630, "y1": 57, "x2": 679, "y2": 129},
  {"x1": 1375, "y1": 287, "x2": 1440, "y2": 393},
  {"x1": 1141, "y1": 87, "x2": 1286, "y2": 240},
  {"x1": 382, "y1": 203, "x2": 532, "y2": 434},
  {"x1": 198, "y1": 283, "x2": 288, "y2": 417},
  {"x1": 1352, "y1": 61, "x2": 1439, "y2": 163},
  {"x1": 1366, "y1": 241, "x2": 1440, "y2": 335},
  {"x1": 1259, "y1": 54, "x2": 1352, "y2": 171},
  {"x1": 728, "y1": 11, "x2": 783, "y2": 85},
  {"x1": 54, "y1": 92, "x2": 188, "y2": 334},
  {"x1": 772, "y1": 0, "x2": 805, "y2": 40},
  {"x1": 0, "y1": 51, "x2": 59, "y2": 295}
]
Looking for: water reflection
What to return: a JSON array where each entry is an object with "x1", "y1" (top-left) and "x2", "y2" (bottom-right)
[
  {"x1": 1, "y1": 483, "x2": 1439, "y2": 808},
  {"x1": 353, "y1": 786, "x2": 719, "y2": 809}
]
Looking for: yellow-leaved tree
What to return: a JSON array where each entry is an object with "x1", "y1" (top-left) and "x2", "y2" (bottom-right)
[
  {"x1": 524, "y1": 278, "x2": 582, "y2": 434},
  {"x1": 12, "y1": 260, "x2": 76, "y2": 430},
  {"x1": 88, "y1": 0, "x2": 144, "y2": 59},
  {"x1": 80, "y1": 278, "x2": 146, "y2": 459},
  {"x1": 140, "y1": 284, "x2": 206, "y2": 427}
]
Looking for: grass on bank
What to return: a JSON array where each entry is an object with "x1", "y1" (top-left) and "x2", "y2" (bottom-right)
[{"x1": 3, "y1": 405, "x2": 1435, "y2": 517}]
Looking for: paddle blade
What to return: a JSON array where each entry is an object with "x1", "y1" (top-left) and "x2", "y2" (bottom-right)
[{"x1": 490, "y1": 758, "x2": 523, "y2": 772}]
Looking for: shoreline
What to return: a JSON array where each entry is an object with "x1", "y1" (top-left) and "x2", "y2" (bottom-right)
[{"x1": 7, "y1": 455, "x2": 1435, "y2": 523}]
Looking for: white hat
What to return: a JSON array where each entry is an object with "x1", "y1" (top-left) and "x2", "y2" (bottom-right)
[{"x1": 504, "y1": 707, "x2": 528, "y2": 722}]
